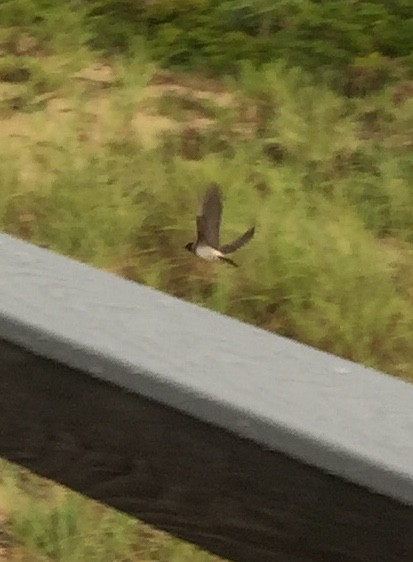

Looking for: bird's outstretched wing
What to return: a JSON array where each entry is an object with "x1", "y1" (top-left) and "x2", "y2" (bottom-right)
[
  {"x1": 221, "y1": 226, "x2": 255, "y2": 254},
  {"x1": 196, "y1": 183, "x2": 222, "y2": 248},
  {"x1": 195, "y1": 215, "x2": 206, "y2": 244}
]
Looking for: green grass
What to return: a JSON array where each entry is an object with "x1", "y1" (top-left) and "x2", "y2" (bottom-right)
[
  {"x1": 0, "y1": 460, "x2": 222, "y2": 562},
  {"x1": 1, "y1": 5, "x2": 413, "y2": 561}
]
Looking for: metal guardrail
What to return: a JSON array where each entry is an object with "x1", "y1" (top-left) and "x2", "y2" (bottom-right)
[{"x1": 1, "y1": 232, "x2": 412, "y2": 561}]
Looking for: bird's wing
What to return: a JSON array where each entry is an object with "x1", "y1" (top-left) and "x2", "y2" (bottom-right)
[
  {"x1": 196, "y1": 183, "x2": 222, "y2": 248},
  {"x1": 221, "y1": 226, "x2": 255, "y2": 254},
  {"x1": 196, "y1": 215, "x2": 207, "y2": 244}
]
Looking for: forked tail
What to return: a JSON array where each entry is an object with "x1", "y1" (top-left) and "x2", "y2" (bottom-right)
[
  {"x1": 219, "y1": 256, "x2": 239, "y2": 267},
  {"x1": 220, "y1": 226, "x2": 255, "y2": 254}
]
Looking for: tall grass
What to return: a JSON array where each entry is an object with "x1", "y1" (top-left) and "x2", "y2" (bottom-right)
[{"x1": 0, "y1": 460, "x2": 222, "y2": 562}]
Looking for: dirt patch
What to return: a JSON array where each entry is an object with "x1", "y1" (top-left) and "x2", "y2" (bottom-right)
[
  {"x1": 147, "y1": 82, "x2": 234, "y2": 109},
  {"x1": 0, "y1": 61, "x2": 242, "y2": 164},
  {"x1": 131, "y1": 111, "x2": 179, "y2": 148},
  {"x1": 150, "y1": 69, "x2": 231, "y2": 96},
  {"x1": 73, "y1": 62, "x2": 116, "y2": 87}
]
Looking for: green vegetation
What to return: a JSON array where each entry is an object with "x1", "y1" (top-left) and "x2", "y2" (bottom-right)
[
  {"x1": 2, "y1": 0, "x2": 413, "y2": 82},
  {"x1": 87, "y1": 0, "x2": 413, "y2": 80},
  {"x1": 1, "y1": 0, "x2": 413, "y2": 560},
  {"x1": 0, "y1": 460, "x2": 222, "y2": 561}
]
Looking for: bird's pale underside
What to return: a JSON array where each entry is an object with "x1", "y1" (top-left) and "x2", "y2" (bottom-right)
[{"x1": 184, "y1": 184, "x2": 255, "y2": 267}]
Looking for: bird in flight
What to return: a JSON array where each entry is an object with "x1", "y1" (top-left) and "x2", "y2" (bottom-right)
[{"x1": 184, "y1": 183, "x2": 255, "y2": 267}]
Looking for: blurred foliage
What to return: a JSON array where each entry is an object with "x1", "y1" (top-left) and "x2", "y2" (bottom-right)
[
  {"x1": 83, "y1": 0, "x2": 413, "y2": 80},
  {"x1": 1, "y1": 1, "x2": 412, "y2": 86}
]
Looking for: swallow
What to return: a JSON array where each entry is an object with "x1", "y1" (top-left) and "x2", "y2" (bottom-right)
[{"x1": 184, "y1": 183, "x2": 255, "y2": 267}]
